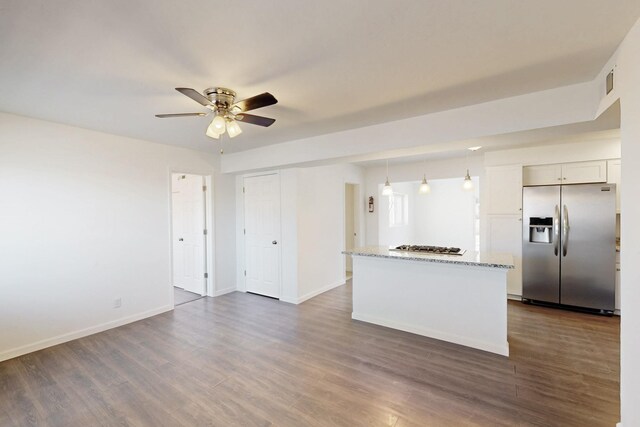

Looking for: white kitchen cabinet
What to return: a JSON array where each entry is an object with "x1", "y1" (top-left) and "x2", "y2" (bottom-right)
[
  {"x1": 523, "y1": 164, "x2": 563, "y2": 186},
  {"x1": 561, "y1": 160, "x2": 607, "y2": 184},
  {"x1": 523, "y1": 161, "x2": 607, "y2": 186},
  {"x1": 486, "y1": 214, "x2": 522, "y2": 297},
  {"x1": 615, "y1": 263, "x2": 621, "y2": 312},
  {"x1": 486, "y1": 165, "x2": 523, "y2": 215},
  {"x1": 607, "y1": 159, "x2": 621, "y2": 214}
]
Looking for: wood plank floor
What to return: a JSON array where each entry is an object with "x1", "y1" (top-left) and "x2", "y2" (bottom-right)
[
  {"x1": 0, "y1": 281, "x2": 619, "y2": 426},
  {"x1": 174, "y1": 287, "x2": 204, "y2": 306}
]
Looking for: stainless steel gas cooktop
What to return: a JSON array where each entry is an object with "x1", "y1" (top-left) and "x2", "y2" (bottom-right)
[{"x1": 391, "y1": 245, "x2": 466, "y2": 255}]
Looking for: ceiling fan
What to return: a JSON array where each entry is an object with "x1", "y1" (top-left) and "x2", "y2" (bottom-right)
[{"x1": 156, "y1": 87, "x2": 278, "y2": 139}]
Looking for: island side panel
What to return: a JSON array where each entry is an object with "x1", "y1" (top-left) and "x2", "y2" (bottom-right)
[{"x1": 351, "y1": 255, "x2": 509, "y2": 356}]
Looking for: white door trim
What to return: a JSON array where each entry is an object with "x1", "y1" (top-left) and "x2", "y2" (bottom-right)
[{"x1": 168, "y1": 170, "x2": 215, "y2": 307}]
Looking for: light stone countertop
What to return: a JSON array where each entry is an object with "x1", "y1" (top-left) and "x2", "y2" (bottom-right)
[{"x1": 343, "y1": 246, "x2": 515, "y2": 269}]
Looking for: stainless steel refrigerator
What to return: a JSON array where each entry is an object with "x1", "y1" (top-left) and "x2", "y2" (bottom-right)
[{"x1": 522, "y1": 183, "x2": 616, "y2": 313}]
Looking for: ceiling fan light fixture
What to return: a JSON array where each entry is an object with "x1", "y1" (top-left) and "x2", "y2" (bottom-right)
[
  {"x1": 212, "y1": 114, "x2": 227, "y2": 133},
  {"x1": 205, "y1": 120, "x2": 221, "y2": 139},
  {"x1": 227, "y1": 119, "x2": 243, "y2": 138}
]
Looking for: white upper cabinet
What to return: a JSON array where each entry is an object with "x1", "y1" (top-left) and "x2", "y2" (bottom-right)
[
  {"x1": 561, "y1": 160, "x2": 607, "y2": 184},
  {"x1": 523, "y1": 161, "x2": 607, "y2": 186},
  {"x1": 486, "y1": 165, "x2": 523, "y2": 214},
  {"x1": 607, "y1": 159, "x2": 621, "y2": 214},
  {"x1": 523, "y1": 164, "x2": 563, "y2": 186}
]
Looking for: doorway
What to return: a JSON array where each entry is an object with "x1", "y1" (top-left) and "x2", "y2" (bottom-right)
[
  {"x1": 171, "y1": 173, "x2": 208, "y2": 304},
  {"x1": 345, "y1": 183, "x2": 359, "y2": 278},
  {"x1": 243, "y1": 173, "x2": 282, "y2": 298}
]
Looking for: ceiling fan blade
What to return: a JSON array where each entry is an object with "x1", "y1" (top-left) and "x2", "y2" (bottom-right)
[
  {"x1": 155, "y1": 113, "x2": 207, "y2": 118},
  {"x1": 235, "y1": 113, "x2": 276, "y2": 127},
  {"x1": 175, "y1": 88, "x2": 213, "y2": 107},
  {"x1": 232, "y1": 92, "x2": 278, "y2": 112}
]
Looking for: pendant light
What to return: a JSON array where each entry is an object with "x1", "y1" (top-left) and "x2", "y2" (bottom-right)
[
  {"x1": 462, "y1": 169, "x2": 474, "y2": 191},
  {"x1": 382, "y1": 160, "x2": 393, "y2": 196},
  {"x1": 418, "y1": 158, "x2": 430, "y2": 194},
  {"x1": 462, "y1": 146, "x2": 481, "y2": 191}
]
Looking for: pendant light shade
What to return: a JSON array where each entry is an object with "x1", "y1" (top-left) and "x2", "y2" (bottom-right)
[
  {"x1": 418, "y1": 175, "x2": 431, "y2": 194},
  {"x1": 382, "y1": 179, "x2": 394, "y2": 196},
  {"x1": 461, "y1": 146, "x2": 480, "y2": 191},
  {"x1": 462, "y1": 169, "x2": 474, "y2": 191},
  {"x1": 382, "y1": 160, "x2": 393, "y2": 196}
]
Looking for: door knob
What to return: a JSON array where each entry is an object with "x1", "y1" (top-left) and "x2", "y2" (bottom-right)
[
  {"x1": 178, "y1": 238, "x2": 184, "y2": 241},
  {"x1": 272, "y1": 240, "x2": 278, "y2": 245}
]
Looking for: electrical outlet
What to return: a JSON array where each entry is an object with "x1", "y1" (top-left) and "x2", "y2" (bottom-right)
[{"x1": 114, "y1": 298, "x2": 122, "y2": 308}]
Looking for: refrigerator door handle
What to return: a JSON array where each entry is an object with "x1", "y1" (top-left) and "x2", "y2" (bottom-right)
[
  {"x1": 562, "y1": 205, "x2": 570, "y2": 257},
  {"x1": 553, "y1": 204, "x2": 560, "y2": 256}
]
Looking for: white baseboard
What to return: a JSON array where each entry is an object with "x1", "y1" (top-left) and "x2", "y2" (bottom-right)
[
  {"x1": 281, "y1": 280, "x2": 346, "y2": 305},
  {"x1": 213, "y1": 287, "x2": 236, "y2": 297},
  {"x1": 296, "y1": 280, "x2": 346, "y2": 304},
  {"x1": 0, "y1": 305, "x2": 173, "y2": 363},
  {"x1": 352, "y1": 312, "x2": 509, "y2": 357},
  {"x1": 507, "y1": 293, "x2": 522, "y2": 301},
  {"x1": 279, "y1": 295, "x2": 297, "y2": 304}
]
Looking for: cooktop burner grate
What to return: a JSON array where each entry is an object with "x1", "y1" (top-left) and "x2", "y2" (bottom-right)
[{"x1": 391, "y1": 245, "x2": 466, "y2": 255}]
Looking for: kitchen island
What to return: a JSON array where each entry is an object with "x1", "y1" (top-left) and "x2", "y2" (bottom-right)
[{"x1": 343, "y1": 246, "x2": 514, "y2": 356}]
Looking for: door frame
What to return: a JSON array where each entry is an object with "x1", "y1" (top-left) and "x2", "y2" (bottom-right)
[
  {"x1": 240, "y1": 171, "x2": 282, "y2": 298},
  {"x1": 169, "y1": 170, "x2": 215, "y2": 306},
  {"x1": 342, "y1": 182, "x2": 362, "y2": 282}
]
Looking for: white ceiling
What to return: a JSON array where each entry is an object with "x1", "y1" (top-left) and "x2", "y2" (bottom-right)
[{"x1": 1, "y1": 1, "x2": 639, "y2": 154}]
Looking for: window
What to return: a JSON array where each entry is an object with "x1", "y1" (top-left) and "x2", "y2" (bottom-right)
[{"x1": 389, "y1": 193, "x2": 408, "y2": 227}]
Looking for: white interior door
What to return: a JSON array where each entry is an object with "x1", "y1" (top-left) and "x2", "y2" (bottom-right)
[
  {"x1": 172, "y1": 174, "x2": 206, "y2": 295},
  {"x1": 244, "y1": 174, "x2": 281, "y2": 298}
]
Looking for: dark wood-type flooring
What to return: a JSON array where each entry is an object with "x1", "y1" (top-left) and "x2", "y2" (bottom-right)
[{"x1": 0, "y1": 281, "x2": 620, "y2": 426}]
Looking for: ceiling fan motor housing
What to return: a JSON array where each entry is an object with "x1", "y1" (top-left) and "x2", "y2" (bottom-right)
[{"x1": 204, "y1": 87, "x2": 236, "y2": 110}]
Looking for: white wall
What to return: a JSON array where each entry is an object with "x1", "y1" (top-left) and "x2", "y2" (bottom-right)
[
  {"x1": 0, "y1": 112, "x2": 235, "y2": 361},
  {"x1": 213, "y1": 169, "x2": 237, "y2": 296},
  {"x1": 484, "y1": 135, "x2": 621, "y2": 167},
  {"x1": 610, "y1": 16, "x2": 640, "y2": 427},
  {"x1": 235, "y1": 163, "x2": 365, "y2": 304},
  {"x1": 414, "y1": 177, "x2": 478, "y2": 251},
  {"x1": 376, "y1": 178, "x2": 478, "y2": 251},
  {"x1": 364, "y1": 156, "x2": 484, "y2": 246},
  {"x1": 222, "y1": 81, "x2": 600, "y2": 173},
  {"x1": 377, "y1": 181, "x2": 417, "y2": 248},
  {"x1": 295, "y1": 163, "x2": 366, "y2": 302}
]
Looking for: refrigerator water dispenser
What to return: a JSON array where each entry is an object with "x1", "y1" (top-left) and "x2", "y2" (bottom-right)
[{"x1": 529, "y1": 217, "x2": 553, "y2": 243}]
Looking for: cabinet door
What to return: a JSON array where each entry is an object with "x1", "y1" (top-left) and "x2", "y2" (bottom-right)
[
  {"x1": 486, "y1": 166, "x2": 523, "y2": 214},
  {"x1": 523, "y1": 164, "x2": 562, "y2": 186},
  {"x1": 607, "y1": 159, "x2": 621, "y2": 214},
  {"x1": 561, "y1": 160, "x2": 607, "y2": 184},
  {"x1": 487, "y1": 215, "x2": 522, "y2": 296}
]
